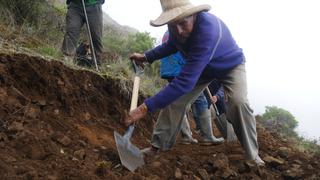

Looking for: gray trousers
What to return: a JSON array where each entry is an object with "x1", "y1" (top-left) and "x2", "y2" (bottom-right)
[
  {"x1": 180, "y1": 115, "x2": 193, "y2": 139},
  {"x1": 151, "y1": 64, "x2": 259, "y2": 160},
  {"x1": 62, "y1": 3, "x2": 103, "y2": 64}
]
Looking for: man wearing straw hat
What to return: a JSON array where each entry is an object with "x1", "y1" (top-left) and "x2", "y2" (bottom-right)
[{"x1": 125, "y1": 0, "x2": 265, "y2": 166}]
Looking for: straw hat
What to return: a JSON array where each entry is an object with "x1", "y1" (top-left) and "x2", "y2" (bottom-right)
[{"x1": 150, "y1": 0, "x2": 211, "y2": 27}]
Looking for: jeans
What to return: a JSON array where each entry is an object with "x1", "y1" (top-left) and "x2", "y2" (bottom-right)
[{"x1": 191, "y1": 92, "x2": 209, "y2": 131}]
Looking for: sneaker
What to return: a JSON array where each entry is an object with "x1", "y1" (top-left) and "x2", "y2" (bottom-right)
[
  {"x1": 199, "y1": 136, "x2": 224, "y2": 146},
  {"x1": 180, "y1": 137, "x2": 198, "y2": 145},
  {"x1": 141, "y1": 146, "x2": 159, "y2": 159},
  {"x1": 254, "y1": 155, "x2": 265, "y2": 167}
]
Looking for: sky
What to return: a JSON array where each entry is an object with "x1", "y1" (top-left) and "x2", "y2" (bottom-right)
[{"x1": 103, "y1": 0, "x2": 320, "y2": 139}]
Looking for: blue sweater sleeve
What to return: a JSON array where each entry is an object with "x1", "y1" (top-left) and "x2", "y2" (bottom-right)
[
  {"x1": 144, "y1": 19, "x2": 219, "y2": 112},
  {"x1": 215, "y1": 86, "x2": 224, "y2": 100},
  {"x1": 145, "y1": 38, "x2": 178, "y2": 64}
]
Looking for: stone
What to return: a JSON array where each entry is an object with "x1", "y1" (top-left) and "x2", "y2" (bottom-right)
[
  {"x1": 78, "y1": 140, "x2": 87, "y2": 147},
  {"x1": 175, "y1": 168, "x2": 182, "y2": 179},
  {"x1": 151, "y1": 161, "x2": 161, "y2": 168},
  {"x1": 25, "y1": 106, "x2": 40, "y2": 119},
  {"x1": 54, "y1": 109, "x2": 60, "y2": 115},
  {"x1": 26, "y1": 145, "x2": 48, "y2": 160},
  {"x1": 293, "y1": 159, "x2": 302, "y2": 165},
  {"x1": 197, "y1": 168, "x2": 210, "y2": 180},
  {"x1": 193, "y1": 175, "x2": 201, "y2": 180},
  {"x1": 212, "y1": 153, "x2": 229, "y2": 169},
  {"x1": 8, "y1": 121, "x2": 24, "y2": 132},
  {"x1": 0, "y1": 132, "x2": 8, "y2": 142},
  {"x1": 47, "y1": 175, "x2": 58, "y2": 180},
  {"x1": 57, "y1": 136, "x2": 72, "y2": 146},
  {"x1": 263, "y1": 156, "x2": 284, "y2": 166},
  {"x1": 283, "y1": 167, "x2": 303, "y2": 178},
  {"x1": 147, "y1": 175, "x2": 161, "y2": 180},
  {"x1": 37, "y1": 100, "x2": 46, "y2": 106},
  {"x1": 278, "y1": 147, "x2": 291, "y2": 158},
  {"x1": 74, "y1": 149, "x2": 86, "y2": 160}
]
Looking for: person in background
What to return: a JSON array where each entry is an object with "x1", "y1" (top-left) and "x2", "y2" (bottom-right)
[
  {"x1": 62, "y1": 0, "x2": 104, "y2": 65},
  {"x1": 160, "y1": 31, "x2": 224, "y2": 145}
]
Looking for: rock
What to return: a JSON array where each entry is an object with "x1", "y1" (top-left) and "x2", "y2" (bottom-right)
[
  {"x1": 74, "y1": 149, "x2": 86, "y2": 160},
  {"x1": 292, "y1": 164, "x2": 301, "y2": 169},
  {"x1": 8, "y1": 121, "x2": 24, "y2": 132},
  {"x1": 37, "y1": 100, "x2": 46, "y2": 106},
  {"x1": 0, "y1": 132, "x2": 8, "y2": 142},
  {"x1": 263, "y1": 156, "x2": 284, "y2": 166},
  {"x1": 25, "y1": 144, "x2": 48, "y2": 160},
  {"x1": 25, "y1": 106, "x2": 40, "y2": 119},
  {"x1": 47, "y1": 175, "x2": 58, "y2": 180},
  {"x1": 283, "y1": 166, "x2": 303, "y2": 178},
  {"x1": 197, "y1": 168, "x2": 210, "y2": 180},
  {"x1": 78, "y1": 140, "x2": 87, "y2": 147},
  {"x1": 175, "y1": 168, "x2": 182, "y2": 179},
  {"x1": 147, "y1": 175, "x2": 161, "y2": 180},
  {"x1": 151, "y1": 161, "x2": 162, "y2": 168},
  {"x1": 222, "y1": 168, "x2": 238, "y2": 179},
  {"x1": 293, "y1": 159, "x2": 302, "y2": 165},
  {"x1": 57, "y1": 136, "x2": 72, "y2": 146},
  {"x1": 236, "y1": 162, "x2": 248, "y2": 174},
  {"x1": 307, "y1": 164, "x2": 314, "y2": 170},
  {"x1": 193, "y1": 175, "x2": 201, "y2": 180},
  {"x1": 54, "y1": 109, "x2": 59, "y2": 115},
  {"x1": 278, "y1": 147, "x2": 291, "y2": 158},
  {"x1": 83, "y1": 112, "x2": 91, "y2": 121},
  {"x1": 212, "y1": 153, "x2": 229, "y2": 169},
  {"x1": 4, "y1": 155, "x2": 17, "y2": 163},
  {"x1": 15, "y1": 166, "x2": 29, "y2": 175}
]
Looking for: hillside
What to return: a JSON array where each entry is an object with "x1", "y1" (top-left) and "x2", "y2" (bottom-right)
[
  {"x1": 0, "y1": 1, "x2": 320, "y2": 179},
  {"x1": 0, "y1": 53, "x2": 319, "y2": 179}
]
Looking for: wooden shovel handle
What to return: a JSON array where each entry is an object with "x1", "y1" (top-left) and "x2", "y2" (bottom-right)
[{"x1": 130, "y1": 76, "x2": 140, "y2": 111}]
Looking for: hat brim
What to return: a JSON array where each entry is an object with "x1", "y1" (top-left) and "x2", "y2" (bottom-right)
[{"x1": 150, "y1": 4, "x2": 211, "y2": 27}]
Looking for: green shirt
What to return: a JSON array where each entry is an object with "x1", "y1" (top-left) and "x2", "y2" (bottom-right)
[{"x1": 72, "y1": 0, "x2": 97, "y2": 6}]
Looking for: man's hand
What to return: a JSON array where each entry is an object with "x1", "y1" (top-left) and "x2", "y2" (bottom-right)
[
  {"x1": 129, "y1": 53, "x2": 147, "y2": 68},
  {"x1": 210, "y1": 95, "x2": 218, "y2": 104},
  {"x1": 124, "y1": 103, "x2": 148, "y2": 126}
]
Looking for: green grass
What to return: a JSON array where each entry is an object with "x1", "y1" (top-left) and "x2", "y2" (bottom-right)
[{"x1": 36, "y1": 45, "x2": 63, "y2": 59}]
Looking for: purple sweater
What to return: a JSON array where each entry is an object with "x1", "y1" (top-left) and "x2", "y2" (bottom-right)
[{"x1": 144, "y1": 12, "x2": 244, "y2": 112}]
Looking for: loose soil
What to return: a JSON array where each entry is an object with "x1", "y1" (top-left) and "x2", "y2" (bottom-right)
[{"x1": 0, "y1": 53, "x2": 319, "y2": 179}]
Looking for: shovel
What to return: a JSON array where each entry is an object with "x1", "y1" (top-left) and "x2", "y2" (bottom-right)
[
  {"x1": 205, "y1": 87, "x2": 238, "y2": 143},
  {"x1": 114, "y1": 61, "x2": 144, "y2": 172}
]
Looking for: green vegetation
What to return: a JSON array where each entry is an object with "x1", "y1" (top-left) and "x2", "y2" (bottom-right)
[
  {"x1": 0, "y1": 0, "x2": 165, "y2": 97},
  {"x1": 260, "y1": 106, "x2": 320, "y2": 155},
  {"x1": 36, "y1": 46, "x2": 63, "y2": 59},
  {"x1": 261, "y1": 106, "x2": 299, "y2": 137}
]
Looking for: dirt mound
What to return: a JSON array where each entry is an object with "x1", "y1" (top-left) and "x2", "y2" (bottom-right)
[{"x1": 0, "y1": 53, "x2": 319, "y2": 179}]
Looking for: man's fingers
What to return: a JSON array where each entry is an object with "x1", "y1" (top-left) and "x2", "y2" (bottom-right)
[{"x1": 124, "y1": 117, "x2": 133, "y2": 126}]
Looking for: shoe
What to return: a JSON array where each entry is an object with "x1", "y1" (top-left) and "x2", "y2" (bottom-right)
[
  {"x1": 180, "y1": 137, "x2": 198, "y2": 145},
  {"x1": 199, "y1": 136, "x2": 224, "y2": 146},
  {"x1": 254, "y1": 155, "x2": 265, "y2": 167},
  {"x1": 141, "y1": 146, "x2": 159, "y2": 159}
]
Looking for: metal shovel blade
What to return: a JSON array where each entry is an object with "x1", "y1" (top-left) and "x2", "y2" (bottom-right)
[{"x1": 114, "y1": 126, "x2": 144, "y2": 172}]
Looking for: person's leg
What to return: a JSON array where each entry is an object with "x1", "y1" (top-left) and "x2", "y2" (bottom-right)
[
  {"x1": 180, "y1": 115, "x2": 198, "y2": 144},
  {"x1": 219, "y1": 63, "x2": 262, "y2": 163},
  {"x1": 191, "y1": 92, "x2": 206, "y2": 131},
  {"x1": 86, "y1": 4, "x2": 103, "y2": 65},
  {"x1": 192, "y1": 92, "x2": 224, "y2": 145},
  {"x1": 62, "y1": 6, "x2": 84, "y2": 56},
  {"x1": 150, "y1": 83, "x2": 210, "y2": 150}
]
